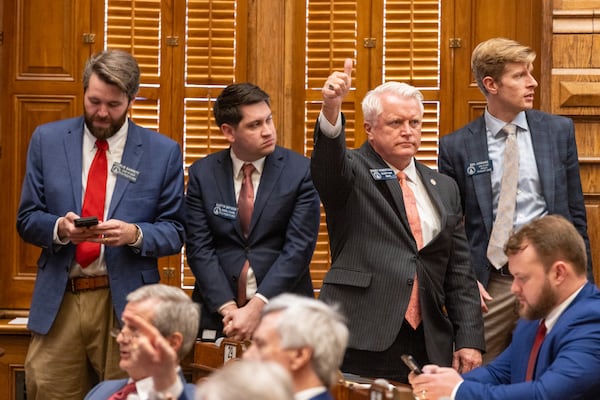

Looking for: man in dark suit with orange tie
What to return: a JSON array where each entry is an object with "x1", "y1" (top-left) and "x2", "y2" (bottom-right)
[
  {"x1": 311, "y1": 59, "x2": 484, "y2": 383},
  {"x1": 185, "y1": 83, "x2": 321, "y2": 342}
]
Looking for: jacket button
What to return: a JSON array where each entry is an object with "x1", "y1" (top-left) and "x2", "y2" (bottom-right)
[{"x1": 407, "y1": 279, "x2": 414, "y2": 286}]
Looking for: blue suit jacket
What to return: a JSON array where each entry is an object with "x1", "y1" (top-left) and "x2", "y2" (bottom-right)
[
  {"x1": 457, "y1": 282, "x2": 600, "y2": 399},
  {"x1": 185, "y1": 145, "x2": 321, "y2": 332},
  {"x1": 439, "y1": 110, "x2": 593, "y2": 285},
  {"x1": 17, "y1": 116, "x2": 186, "y2": 335},
  {"x1": 85, "y1": 376, "x2": 195, "y2": 400}
]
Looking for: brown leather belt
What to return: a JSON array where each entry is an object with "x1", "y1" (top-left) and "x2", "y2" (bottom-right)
[{"x1": 67, "y1": 275, "x2": 110, "y2": 293}]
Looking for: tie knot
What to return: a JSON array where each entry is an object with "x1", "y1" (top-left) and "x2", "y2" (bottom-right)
[
  {"x1": 96, "y1": 140, "x2": 108, "y2": 152},
  {"x1": 396, "y1": 170, "x2": 407, "y2": 183},
  {"x1": 502, "y1": 123, "x2": 517, "y2": 137},
  {"x1": 242, "y1": 163, "x2": 255, "y2": 178}
]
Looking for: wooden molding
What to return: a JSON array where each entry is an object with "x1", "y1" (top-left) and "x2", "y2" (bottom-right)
[{"x1": 553, "y1": 9, "x2": 600, "y2": 33}]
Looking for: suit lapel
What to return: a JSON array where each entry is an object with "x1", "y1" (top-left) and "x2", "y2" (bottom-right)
[
  {"x1": 108, "y1": 120, "x2": 143, "y2": 217},
  {"x1": 527, "y1": 110, "x2": 556, "y2": 211},
  {"x1": 251, "y1": 147, "x2": 285, "y2": 235},
  {"x1": 215, "y1": 150, "x2": 242, "y2": 237},
  {"x1": 361, "y1": 143, "x2": 415, "y2": 246},
  {"x1": 466, "y1": 117, "x2": 494, "y2": 233},
  {"x1": 64, "y1": 118, "x2": 85, "y2": 213},
  {"x1": 416, "y1": 162, "x2": 447, "y2": 230}
]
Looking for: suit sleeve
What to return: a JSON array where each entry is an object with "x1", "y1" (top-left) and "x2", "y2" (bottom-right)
[
  {"x1": 136, "y1": 141, "x2": 186, "y2": 257},
  {"x1": 185, "y1": 162, "x2": 237, "y2": 311},
  {"x1": 440, "y1": 177, "x2": 485, "y2": 351},
  {"x1": 16, "y1": 126, "x2": 62, "y2": 251},
  {"x1": 459, "y1": 305, "x2": 600, "y2": 399},
  {"x1": 255, "y1": 163, "x2": 321, "y2": 298}
]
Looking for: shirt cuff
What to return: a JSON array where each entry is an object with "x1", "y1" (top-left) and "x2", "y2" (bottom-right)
[
  {"x1": 218, "y1": 301, "x2": 236, "y2": 314},
  {"x1": 451, "y1": 380, "x2": 463, "y2": 400},
  {"x1": 53, "y1": 218, "x2": 70, "y2": 245},
  {"x1": 128, "y1": 224, "x2": 143, "y2": 248},
  {"x1": 318, "y1": 111, "x2": 343, "y2": 138},
  {"x1": 254, "y1": 293, "x2": 269, "y2": 305}
]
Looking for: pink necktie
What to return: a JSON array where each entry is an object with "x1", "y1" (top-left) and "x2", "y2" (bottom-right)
[
  {"x1": 76, "y1": 140, "x2": 108, "y2": 268},
  {"x1": 237, "y1": 163, "x2": 255, "y2": 306},
  {"x1": 108, "y1": 381, "x2": 137, "y2": 400},
  {"x1": 397, "y1": 171, "x2": 422, "y2": 328},
  {"x1": 525, "y1": 320, "x2": 547, "y2": 381}
]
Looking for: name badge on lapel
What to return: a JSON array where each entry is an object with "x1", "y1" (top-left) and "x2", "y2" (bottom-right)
[
  {"x1": 111, "y1": 162, "x2": 140, "y2": 182},
  {"x1": 466, "y1": 160, "x2": 493, "y2": 176},
  {"x1": 370, "y1": 168, "x2": 397, "y2": 181},
  {"x1": 213, "y1": 203, "x2": 238, "y2": 220}
]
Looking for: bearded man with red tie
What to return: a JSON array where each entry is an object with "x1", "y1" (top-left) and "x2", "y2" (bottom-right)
[
  {"x1": 409, "y1": 215, "x2": 600, "y2": 400},
  {"x1": 17, "y1": 50, "x2": 186, "y2": 399}
]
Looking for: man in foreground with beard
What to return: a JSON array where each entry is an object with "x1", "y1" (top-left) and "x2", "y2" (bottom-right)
[
  {"x1": 17, "y1": 50, "x2": 186, "y2": 399},
  {"x1": 408, "y1": 215, "x2": 600, "y2": 400}
]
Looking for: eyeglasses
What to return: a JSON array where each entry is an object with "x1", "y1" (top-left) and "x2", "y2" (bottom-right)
[{"x1": 110, "y1": 327, "x2": 138, "y2": 341}]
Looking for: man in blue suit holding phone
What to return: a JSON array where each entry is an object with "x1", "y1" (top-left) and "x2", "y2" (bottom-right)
[
  {"x1": 409, "y1": 215, "x2": 600, "y2": 400},
  {"x1": 17, "y1": 50, "x2": 186, "y2": 399},
  {"x1": 185, "y1": 83, "x2": 321, "y2": 342}
]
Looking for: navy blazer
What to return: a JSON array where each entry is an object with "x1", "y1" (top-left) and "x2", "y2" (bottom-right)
[
  {"x1": 17, "y1": 116, "x2": 186, "y2": 335},
  {"x1": 185, "y1": 145, "x2": 321, "y2": 332},
  {"x1": 458, "y1": 282, "x2": 600, "y2": 399},
  {"x1": 439, "y1": 110, "x2": 593, "y2": 285},
  {"x1": 85, "y1": 376, "x2": 195, "y2": 400},
  {"x1": 311, "y1": 117, "x2": 484, "y2": 365}
]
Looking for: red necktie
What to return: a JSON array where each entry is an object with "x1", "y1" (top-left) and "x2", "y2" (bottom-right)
[
  {"x1": 75, "y1": 140, "x2": 108, "y2": 268},
  {"x1": 397, "y1": 171, "x2": 422, "y2": 328},
  {"x1": 525, "y1": 320, "x2": 547, "y2": 381},
  {"x1": 237, "y1": 163, "x2": 255, "y2": 306},
  {"x1": 108, "y1": 381, "x2": 137, "y2": 400}
]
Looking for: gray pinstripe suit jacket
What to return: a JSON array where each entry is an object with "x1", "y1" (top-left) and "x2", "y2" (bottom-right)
[{"x1": 311, "y1": 117, "x2": 484, "y2": 367}]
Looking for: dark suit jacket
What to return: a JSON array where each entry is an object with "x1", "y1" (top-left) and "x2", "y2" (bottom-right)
[
  {"x1": 185, "y1": 145, "x2": 321, "y2": 333},
  {"x1": 439, "y1": 110, "x2": 593, "y2": 285},
  {"x1": 85, "y1": 376, "x2": 195, "y2": 400},
  {"x1": 311, "y1": 117, "x2": 484, "y2": 366},
  {"x1": 17, "y1": 116, "x2": 186, "y2": 335},
  {"x1": 458, "y1": 282, "x2": 600, "y2": 399}
]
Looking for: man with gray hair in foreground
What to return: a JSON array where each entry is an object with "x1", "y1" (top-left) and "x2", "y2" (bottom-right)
[
  {"x1": 243, "y1": 293, "x2": 349, "y2": 400},
  {"x1": 86, "y1": 284, "x2": 200, "y2": 400},
  {"x1": 196, "y1": 360, "x2": 294, "y2": 400}
]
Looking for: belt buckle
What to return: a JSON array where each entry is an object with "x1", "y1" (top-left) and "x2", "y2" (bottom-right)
[{"x1": 70, "y1": 278, "x2": 77, "y2": 293}]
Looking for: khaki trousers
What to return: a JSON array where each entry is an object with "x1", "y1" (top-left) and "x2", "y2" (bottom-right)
[
  {"x1": 482, "y1": 272, "x2": 520, "y2": 365},
  {"x1": 25, "y1": 288, "x2": 125, "y2": 400}
]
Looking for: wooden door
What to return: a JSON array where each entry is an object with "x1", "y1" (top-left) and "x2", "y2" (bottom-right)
[
  {"x1": 0, "y1": 0, "x2": 104, "y2": 309},
  {"x1": 439, "y1": 0, "x2": 543, "y2": 134}
]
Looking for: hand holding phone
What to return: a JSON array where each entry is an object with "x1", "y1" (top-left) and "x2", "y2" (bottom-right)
[
  {"x1": 74, "y1": 216, "x2": 99, "y2": 227},
  {"x1": 401, "y1": 354, "x2": 422, "y2": 375}
]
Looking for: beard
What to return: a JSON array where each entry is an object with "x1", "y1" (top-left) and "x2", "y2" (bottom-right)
[
  {"x1": 84, "y1": 109, "x2": 128, "y2": 140},
  {"x1": 519, "y1": 278, "x2": 557, "y2": 320}
]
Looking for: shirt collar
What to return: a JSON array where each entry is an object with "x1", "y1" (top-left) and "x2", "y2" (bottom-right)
[
  {"x1": 295, "y1": 386, "x2": 328, "y2": 400},
  {"x1": 83, "y1": 118, "x2": 129, "y2": 153},
  {"x1": 385, "y1": 158, "x2": 418, "y2": 184},
  {"x1": 484, "y1": 109, "x2": 527, "y2": 138},
  {"x1": 544, "y1": 283, "x2": 586, "y2": 333},
  {"x1": 230, "y1": 148, "x2": 266, "y2": 177}
]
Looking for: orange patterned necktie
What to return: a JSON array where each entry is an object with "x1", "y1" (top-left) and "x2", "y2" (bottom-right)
[{"x1": 397, "y1": 171, "x2": 422, "y2": 328}]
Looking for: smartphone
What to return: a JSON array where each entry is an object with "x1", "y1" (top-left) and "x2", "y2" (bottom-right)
[
  {"x1": 401, "y1": 354, "x2": 422, "y2": 375},
  {"x1": 74, "y1": 216, "x2": 99, "y2": 227}
]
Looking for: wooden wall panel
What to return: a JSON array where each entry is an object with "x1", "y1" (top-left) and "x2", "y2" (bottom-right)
[{"x1": 15, "y1": 0, "x2": 81, "y2": 80}]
